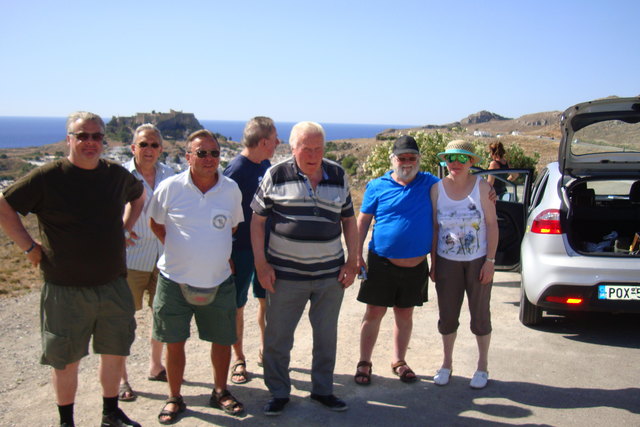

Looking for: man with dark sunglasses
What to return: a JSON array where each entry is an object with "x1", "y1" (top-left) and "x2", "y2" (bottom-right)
[
  {"x1": 0, "y1": 111, "x2": 145, "y2": 427},
  {"x1": 119, "y1": 124, "x2": 175, "y2": 401},
  {"x1": 148, "y1": 129, "x2": 245, "y2": 422}
]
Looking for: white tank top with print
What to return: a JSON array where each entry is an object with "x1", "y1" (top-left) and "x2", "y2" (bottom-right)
[{"x1": 436, "y1": 176, "x2": 487, "y2": 261}]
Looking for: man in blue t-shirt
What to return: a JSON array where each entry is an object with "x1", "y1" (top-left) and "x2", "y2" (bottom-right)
[
  {"x1": 223, "y1": 116, "x2": 279, "y2": 385},
  {"x1": 354, "y1": 136, "x2": 439, "y2": 386}
]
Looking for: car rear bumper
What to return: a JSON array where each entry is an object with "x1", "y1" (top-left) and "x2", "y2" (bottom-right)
[{"x1": 537, "y1": 284, "x2": 640, "y2": 313}]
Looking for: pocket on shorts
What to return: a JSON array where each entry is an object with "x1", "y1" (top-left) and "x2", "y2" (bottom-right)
[{"x1": 41, "y1": 330, "x2": 72, "y2": 369}]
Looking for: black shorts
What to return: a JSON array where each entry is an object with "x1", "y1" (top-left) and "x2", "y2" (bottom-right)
[{"x1": 357, "y1": 251, "x2": 429, "y2": 308}]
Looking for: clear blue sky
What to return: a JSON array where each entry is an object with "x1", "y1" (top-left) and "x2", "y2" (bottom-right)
[{"x1": 1, "y1": 0, "x2": 638, "y2": 125}]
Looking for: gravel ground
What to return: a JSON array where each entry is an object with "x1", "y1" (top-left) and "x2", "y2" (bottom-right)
[{"x1": 1, "y1": 271, "x2": 639, "y2": 427}]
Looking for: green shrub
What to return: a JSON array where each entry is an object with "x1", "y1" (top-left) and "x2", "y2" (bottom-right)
[{"x1": 341, "y1": 154, "x2": 358, "y2": 175}]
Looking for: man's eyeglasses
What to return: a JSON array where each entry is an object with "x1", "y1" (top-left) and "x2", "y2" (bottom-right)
[
  {"x1": 138, "y1": 142, "x2": 161, "y2": 149},
  {"x1": 191, "y1": 150, "x2": 220, "y2": 158},
  {"x1": 445, "y1": 153, "x2": 470, "y2": 164},
  {"x1": 68, "y1": 132, "x2": 104, "y2": 142}
]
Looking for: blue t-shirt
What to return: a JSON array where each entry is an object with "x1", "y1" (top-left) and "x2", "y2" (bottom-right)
[
  {"x1": 223, "y1": 154, "x2": 271, "y2": 250},
  {"x1": 361, "y1": 171, "x2": 440, "y2": 258}
]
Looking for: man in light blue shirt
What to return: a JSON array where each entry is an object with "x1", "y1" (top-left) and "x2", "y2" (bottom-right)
[{"x1": 119, "y1": 124, "x2": 175, "y2": 401}]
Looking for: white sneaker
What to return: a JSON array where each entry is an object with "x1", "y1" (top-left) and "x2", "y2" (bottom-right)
[
  {"x1": 433, "y1": 368, "x2": 452, "y2": 386},
  {"x1": 469, "y1": 370, "x2": 488, "y2": 389}
]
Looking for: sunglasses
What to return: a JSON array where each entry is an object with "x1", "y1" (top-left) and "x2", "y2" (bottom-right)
[
  {"x1": 445, "y1": 153, "x2": 470, "y2": 164},
  {"x1": 138, "y1": 142, "x2": 160, "y2": 149},
  {"x1": 69, "y1": 132, "x2": 104, "y2": 142},
  {"x1": 191, "y1": 149, "x2": 220, "y2": 158}
]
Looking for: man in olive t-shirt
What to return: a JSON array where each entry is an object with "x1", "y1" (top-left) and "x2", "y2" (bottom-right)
[{"x1": 0, "y1": 112, "x2": 145, "y2": 427}]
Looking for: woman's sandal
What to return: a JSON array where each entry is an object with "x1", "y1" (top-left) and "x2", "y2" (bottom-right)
[
  {"x1": 118, "y1": 381, "x2": 137, "y2": 402},
  {"x1": 391, "y1": 360, "x2": 418, "y2": 383},
  {"x1": 230, "y1": 359, "x2": 249, "y2": 384},
  {"x1": 209, "y1": 389, "x2": 245, "y2": 416},
  {"x1": 158, "y1": 395, "x2": 186, "y2": 425},
  {"x1": 354, "y1": 361, "x2": 373, "y2": 385}
]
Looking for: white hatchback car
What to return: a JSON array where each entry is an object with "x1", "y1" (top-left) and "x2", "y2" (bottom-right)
[{"x1": 516, "y1": 97, "x2": 640, "y2": 325}]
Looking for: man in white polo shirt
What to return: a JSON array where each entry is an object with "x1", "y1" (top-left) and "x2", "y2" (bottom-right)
[{"x1": 148, "y1": 129, "x2": 245, "y2": 423}]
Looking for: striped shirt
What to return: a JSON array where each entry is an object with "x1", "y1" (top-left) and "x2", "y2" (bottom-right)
[
  {"x1": 123, "y1": 158, "x2": 175, "y2": 272},
  {"x1": 251, "y1": 157, "x2": 354, "y2": 281}
]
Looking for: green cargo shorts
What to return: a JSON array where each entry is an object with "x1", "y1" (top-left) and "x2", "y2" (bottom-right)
[
  {"x1": 40, "y1": 277, "x2": 136, "y2": 370},
  {"x1": 152, "y1": 274, "x2": 237, "y2": 345}
]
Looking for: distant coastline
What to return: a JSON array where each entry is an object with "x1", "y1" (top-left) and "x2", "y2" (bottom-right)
[{"x1": 0, "y1": 116, "x2": 416, "y2": 149}]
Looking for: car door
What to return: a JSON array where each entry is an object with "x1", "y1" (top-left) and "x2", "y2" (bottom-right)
[{"x1": 471, "y1": 168, "x2": 534, "y2": 271}]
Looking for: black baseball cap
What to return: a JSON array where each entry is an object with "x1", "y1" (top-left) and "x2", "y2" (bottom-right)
[{"x1": 393, "y1": 136, "x2": 420, "y2": 155}]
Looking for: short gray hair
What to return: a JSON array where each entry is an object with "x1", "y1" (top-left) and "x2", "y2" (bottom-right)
[
  {"x1": 66, "y1": 111, "x2": 105, "y2": 133},
  {"x1": 242, "y1": 116, "x2": 275, "y2": 148},
  {"x1": 132, "y1": 123, "x2": 163, "y2": 145},
  {"x1": 289, "y1": 121, "x2": 325, "y2": 148}
]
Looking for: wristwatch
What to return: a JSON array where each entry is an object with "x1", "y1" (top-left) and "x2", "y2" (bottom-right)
[{"x1": 485, "y1": 257, "x2": 495, "y2": 263}]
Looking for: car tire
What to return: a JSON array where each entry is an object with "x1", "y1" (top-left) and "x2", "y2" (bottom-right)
[{"x1": 519, "y1": 285, "x2": 542, "y2": 326}]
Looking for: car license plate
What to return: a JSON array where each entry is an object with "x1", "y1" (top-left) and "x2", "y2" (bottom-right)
[{"x1": 598, "y1": 285, "x2": 640, "y2": 300}]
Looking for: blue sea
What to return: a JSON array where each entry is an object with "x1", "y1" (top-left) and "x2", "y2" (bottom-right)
[{"x1": 0, "y1": 116, "x2": 415, "y2": 149}]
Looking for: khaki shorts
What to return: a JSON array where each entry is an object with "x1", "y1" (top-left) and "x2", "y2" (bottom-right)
[
  {"x1": 434, "y1": 255, "x2": 492, "y2": 336},
  {"x1": 40, "y1": 277, "x2": 136, "y2": 370},
  {"x1": 127, "y1": 268, "x2": 159, "y2": 310},
  {"x1": 152, "y1": 274, "x2": 237, "y2": 345}
]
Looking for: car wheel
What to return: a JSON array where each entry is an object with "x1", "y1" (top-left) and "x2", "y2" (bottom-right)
[{"x1": 519, "y1": 285, "x2": 542, "y2": 326}]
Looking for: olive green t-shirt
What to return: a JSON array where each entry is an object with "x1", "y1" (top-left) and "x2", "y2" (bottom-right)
[{"x1": 3, "y1": 158, "x2": 144, "y2": 287}]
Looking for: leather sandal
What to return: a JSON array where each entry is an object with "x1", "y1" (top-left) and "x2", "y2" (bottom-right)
[
  {"x1": 209, "y1": 389, "x2": 245, "y2": 416},
  {"x1": 158, "y1": 395, "x2": 186, "y2": 425},
  {"x1": 391, "y1": 360, "x2": 418, "y2": 383},
  {"x1": 230, "y1": 360, "x2": 249, "y2": 384},
  {"x1": 354, "y1": 361, "x2": 372, "y2": 385},
  {"x1": 118, "y1": 381, "x2": 137, "y2": 402}
]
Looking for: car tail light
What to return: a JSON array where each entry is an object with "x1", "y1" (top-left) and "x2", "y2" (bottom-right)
[
  {"x1": 546, "y1": 296, "x2": 583, "y2": 305},
  {"x1": 530, "y1": 209, "x2": 562, "y2": 234}
]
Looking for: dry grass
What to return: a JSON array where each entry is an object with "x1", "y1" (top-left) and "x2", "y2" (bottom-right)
[{"x1": 0, "y1": 214, "x2": 41, "y2": 297}]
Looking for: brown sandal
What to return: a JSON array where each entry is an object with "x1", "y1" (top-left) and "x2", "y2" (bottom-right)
[
  {"x1": 391, "y1": 360, "x2": 418, "y2": 383},
  {"x1": 118, "y1": 381, "x2": 137, "y2": 402},
  {"x1": 230, "y1": 360, "x2": 249, "y2": 384},
  {"x1": 209, "y1": 389, "x2": 245, "y2": 416},
  {"x1": 354, "y1": 361, "x2": 372, "y2": 385},
  {"x1": 158, "y1": 395, "x2": 186, "y2": 425}
]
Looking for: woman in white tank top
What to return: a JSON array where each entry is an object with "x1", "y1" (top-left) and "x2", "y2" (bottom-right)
[{"x1": 429, "y1": 140, "x2": 498, "y2": 390}]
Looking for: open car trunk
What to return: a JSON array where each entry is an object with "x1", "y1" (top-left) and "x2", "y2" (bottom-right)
[{"x1": 564, "y1": 178, "x2": 640, "y2": 256}]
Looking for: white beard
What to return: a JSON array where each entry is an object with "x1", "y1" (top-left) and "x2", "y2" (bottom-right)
[{"x1": 394, "y1": 164, "x2": 418, "y2": 181}]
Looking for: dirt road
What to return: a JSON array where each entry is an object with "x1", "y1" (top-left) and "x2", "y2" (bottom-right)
[{"x1": 1, "y1": 271, "x2": 639, "y2": 426}]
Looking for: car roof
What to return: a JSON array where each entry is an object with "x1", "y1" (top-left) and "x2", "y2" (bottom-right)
[{"x1": 559, "y1": 97, "x2": 640, "y2": 178}]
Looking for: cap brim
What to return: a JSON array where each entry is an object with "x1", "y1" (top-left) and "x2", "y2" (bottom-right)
[{"x1": 394, "y1": 149, "x2": 420, "y2": 155}]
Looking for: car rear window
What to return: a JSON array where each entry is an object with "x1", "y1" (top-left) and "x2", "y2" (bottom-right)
[{"x1": 571, "y1": 120, "x2": 640, "y2": 156}]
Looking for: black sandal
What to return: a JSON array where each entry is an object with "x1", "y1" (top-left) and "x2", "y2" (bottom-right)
[
  {"x1": 158, "y1": 395, "x2": 186, "y2": 425},
  {"x1": 209, "y1": 389, "x2": 245, "y2": 416},
  {"x1": 354, "y1": 361, "x2": 372, "y2": 385}
]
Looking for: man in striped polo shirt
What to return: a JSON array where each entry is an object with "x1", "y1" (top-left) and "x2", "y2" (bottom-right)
[
  {"x1": 251, "y1": 121, "x2": 358, "y2": 416},
  {"x1": 119, "y1": 124, "x2": 175, "y2": 401}
]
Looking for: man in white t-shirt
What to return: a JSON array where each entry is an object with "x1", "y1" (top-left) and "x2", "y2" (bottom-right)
[{"x1": 148, "y1": 130, "x2": 245, "y2": 423}]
